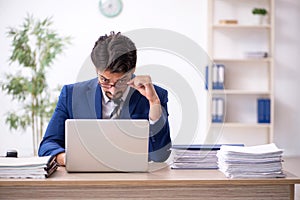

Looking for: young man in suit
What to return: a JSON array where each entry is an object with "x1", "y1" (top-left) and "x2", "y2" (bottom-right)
[{"x1": 38, "y1": 32, "x2": 172, "y2": 165}]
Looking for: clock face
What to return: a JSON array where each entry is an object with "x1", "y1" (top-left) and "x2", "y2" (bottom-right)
[{"x1": 99, "y1": 0, "x2": 123, "y2": 18}]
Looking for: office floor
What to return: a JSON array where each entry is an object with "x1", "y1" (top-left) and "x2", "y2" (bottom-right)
[{"x1": 283, "y1": 157, "x2": 300, "y2": 200}]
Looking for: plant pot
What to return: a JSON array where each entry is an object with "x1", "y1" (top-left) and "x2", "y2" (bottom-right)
[{"x1": 253, "y1": 15, "x2": 267, "y2": 25}]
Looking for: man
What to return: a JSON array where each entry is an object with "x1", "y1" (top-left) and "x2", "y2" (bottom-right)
[{"x1": 38, "y1": 32, "x2": 172, "y2": 165}]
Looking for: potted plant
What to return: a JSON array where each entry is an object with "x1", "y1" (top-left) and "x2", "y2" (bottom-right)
[
  {"x1": 1, "y1": 14, "x2": 71, "y2": 155},
  {"x1": 252, "y1": 8, "x2": 268, "y2": 25}
]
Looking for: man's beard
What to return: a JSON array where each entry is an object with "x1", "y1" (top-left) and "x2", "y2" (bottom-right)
[{"x1": 105, "y1": 91, "x2": 123, "y2": 100}]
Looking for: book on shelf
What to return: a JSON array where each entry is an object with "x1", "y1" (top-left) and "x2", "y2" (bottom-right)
[
  {"x1": 212, "y1": 97, "x2": 224, "y2": 123},
  {"x1": 244, "y1": 51, "x2": 268, "y2": 59},
  {"x1": 205, "y1": 65, "x2": 209, "y2": 90},
  {"x1": 257, "y1": 98, "x2": 271, "y2": 123},
  {"x1": 217, "y1": 143, "x2": 285, "y2": 178},
  {"x1": 213, "y1": 64, "x2": 225, "y2": 90},
  {"x1": 205, "y1": 64, "x2": 225, "y2": 90},
  {"x1": 171, "y1": 144, "x2": 244, "y2": 170},
  {"x1": 0, "y1": 155, "x2": 58, "y2": 179},
  {"x1": 219, "y1": 19, "x2": 238, "y2": 25},
  {"x1": 217, "y1": 64, "x2": 225, "y2": 89}
]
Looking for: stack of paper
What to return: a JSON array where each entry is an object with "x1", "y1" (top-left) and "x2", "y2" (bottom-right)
[
  {"x1": 217, "y1": 143, "x2": 286, "y2": 178},
  {"x1": 0, "y1": 156, "x2": 58, "y2": 179},
  {"x1": 171, "y1": 144, "x2": 243, "y2": 169},
  {"x1": 172, "y1": 149, "x2": 218, "y2": 169}
]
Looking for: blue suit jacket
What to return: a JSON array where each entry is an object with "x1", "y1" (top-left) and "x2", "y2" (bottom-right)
[{"x1": 38, "y1": 78, "x2": 171, "y2": 162}]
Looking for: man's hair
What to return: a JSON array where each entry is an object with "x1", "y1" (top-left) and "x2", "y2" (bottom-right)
[{"x1": 91, "y1": 31, "x2": 137, "y2": 73}]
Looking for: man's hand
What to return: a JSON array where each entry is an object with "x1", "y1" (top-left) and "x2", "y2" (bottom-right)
[
  {"x1": 127, "y1": 75, "x2": 162, "y2": 121},
  {"x1": 127, "y1": 76, "x2": 160, "y2": 105},
  {"x1": 56, "y1": 152, "x2": 66, "y2": 166}
]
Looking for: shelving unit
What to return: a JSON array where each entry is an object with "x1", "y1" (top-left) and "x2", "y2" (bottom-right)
[{"x1": 206, "y1": 0, "x2": 274, "y2": 146}]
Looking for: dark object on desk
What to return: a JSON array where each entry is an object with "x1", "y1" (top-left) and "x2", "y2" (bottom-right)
[
  {"x1": 6, "y1": 150, "x2": 18, "y2": 158},
  {"x1": 45, "y1": 155, "x2": 58, "y2": 178}
]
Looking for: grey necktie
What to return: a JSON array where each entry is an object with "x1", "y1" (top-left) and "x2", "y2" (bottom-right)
[{"x1": 110, "y1": 99, "x2": 122, "y2": 119}]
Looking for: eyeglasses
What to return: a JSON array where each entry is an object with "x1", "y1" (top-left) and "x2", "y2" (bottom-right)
[{"x1": 98, "y1": 73, "x2": 131, "y2": 89}]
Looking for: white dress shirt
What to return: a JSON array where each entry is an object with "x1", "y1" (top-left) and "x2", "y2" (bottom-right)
[{"x1": 101, "y1": 86, "x2": 130, "y2": 119}]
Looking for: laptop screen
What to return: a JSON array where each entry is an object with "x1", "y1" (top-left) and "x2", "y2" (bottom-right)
[{"x1": 65, "y1": 119, "x2": 149, "y2": 172}]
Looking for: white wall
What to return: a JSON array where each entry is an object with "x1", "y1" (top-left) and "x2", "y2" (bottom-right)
[
  {"x1": 0, "y1": 0, "x2": 299, "y2": 157},
  {"x1": 274, "y1": 0, "x2": 300, "y2": 156},
  {"x1": 0, "y1": 0, "x2": 207, "y2": 156}
]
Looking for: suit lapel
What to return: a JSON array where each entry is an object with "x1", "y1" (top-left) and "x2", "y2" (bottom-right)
[
  {"x1": 86, "y1": 78, "x2": 102, "y2": 119},
  {"x1": 119, "y1": 88, "x2": 141, "y2": 119},
  {"x1": 94, "y1": 84, "x2": 102, "y2": 119}
]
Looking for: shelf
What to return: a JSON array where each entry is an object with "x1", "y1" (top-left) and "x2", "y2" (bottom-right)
[
  {"x1": 211, "y1": 90, "x2": 271, "y2": 95},
  {"x1": 213, "y1": 58, "x2": 271, "y2": 63},
  {"x1": 213, "y1": 24, "x2": 271, "y2": 29},
  {"x1": 207, "y1": 0, "x2": 274, "y2": 145},
  {"x1": 211, "y1": 123, "x2": 271, "y2": 128}
]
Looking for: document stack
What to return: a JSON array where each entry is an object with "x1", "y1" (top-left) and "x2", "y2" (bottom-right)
[
  {"x1": 171, "y1": 144, "x2": 243, "y2": 169},
  {"x1": 217, "y1": 143, "x2": 286, "y2": 178},
  {"x1": 171, "y1": 145, "x2": 219, "y2": 169},
  {"x1": 0, "y1": 156, "x2": 58, "y2": 179}
]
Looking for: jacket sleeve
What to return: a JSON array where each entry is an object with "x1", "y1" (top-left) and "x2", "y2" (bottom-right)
[
  {"x1": 148, "y1": 88, "x2": 172, "y2": 162},
  {"x1": 38, "y1": 85, "x2": 72, "y2": 156}
]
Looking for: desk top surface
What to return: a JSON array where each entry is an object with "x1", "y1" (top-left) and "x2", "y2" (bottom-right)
[{"x1": 1, "y1": 163, "x2": 300, "y2": 186}]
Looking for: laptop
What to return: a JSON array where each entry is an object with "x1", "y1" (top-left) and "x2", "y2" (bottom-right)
[{"x1": 65, "y1": 119, "x2": 149, "y2": 172}]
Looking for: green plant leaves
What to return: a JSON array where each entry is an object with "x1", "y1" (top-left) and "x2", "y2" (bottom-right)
[
  {"x1": 1, "y1": 14, "x2": 71, "y2": 155},
  {"x1": 5, "y1": 112, "x2": 31, "y2": 130},
  {"x1": 1, "y1": 74, "x2": 30, "y2": 101},
  {"x1": 252, "y1": 8, "x2": 267, "y2": 15}
]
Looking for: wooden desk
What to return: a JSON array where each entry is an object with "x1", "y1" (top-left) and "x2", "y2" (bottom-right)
[{"x1": 1, "y1": 163, "x2": 300, "y2": 200}]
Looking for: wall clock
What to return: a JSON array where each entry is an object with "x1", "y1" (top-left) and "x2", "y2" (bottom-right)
[{"x1": 99, "y1": 0, "x2": 123, "y2": 18}]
